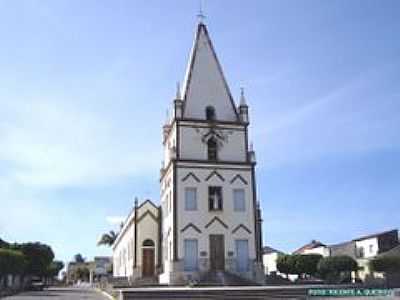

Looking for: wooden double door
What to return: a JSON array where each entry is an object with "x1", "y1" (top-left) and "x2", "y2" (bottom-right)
[
  {"x1": 209, "y1": 234, "x2": 225, "y2": 271},
  {"x1": 142, "y1": 248, "x2": 155, "y2": 277}
]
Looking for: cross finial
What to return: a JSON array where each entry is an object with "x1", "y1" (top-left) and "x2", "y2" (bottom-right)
[{"x1": 197, "y1": 0, "x2": 206, "y2": 23}]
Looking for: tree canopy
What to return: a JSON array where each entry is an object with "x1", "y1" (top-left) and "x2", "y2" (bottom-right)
[
  {"x1": 0, "y1": 239, "x2": 61, "y2": 280},
  {"x1": 277, "y1": 254, "x2": 323, "y2": 277},
  {"x1": 369, "y1": 256, "x2": 400, "y2": 274},
  {"x1": 74, "y1": 253, "x2": 86, "y2": 263},
  {"x1": 97, "y1": 230, "x2": 118, "y2": 247},
  {"x1": 0, "y1": 248, "x2": 26, "y2": 276},
  {"x1": 13, "y1": 242, "x2": 55, "y2": 277},
  {"x1": 317, "y1": 255, "x2": 358, "y2": 283},
  {"x1": 46, "y1": 260, "x2": 65, "y2": 278}
]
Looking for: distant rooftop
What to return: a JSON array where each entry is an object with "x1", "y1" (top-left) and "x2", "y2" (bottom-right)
[
  {"x1": 352, "y1": 229, "x2": 398, "y2": 242},
  {"x1": 262, "y1": 246, "x2": 284, "y2": 255},
  {"x1": 293, "y1": 240, "x2": 326, "y2": 254}
]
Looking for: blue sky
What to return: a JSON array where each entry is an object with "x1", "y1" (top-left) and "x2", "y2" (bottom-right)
[{"x1": 0, "y1": 0, "x2": 399, "y2": 264}]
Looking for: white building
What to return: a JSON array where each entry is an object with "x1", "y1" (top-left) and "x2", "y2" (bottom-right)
[
  {"x1": 262, "y1": 246, "x2": 284, "y2": 275},
  {"x1": 113, "y1": 20, "x2": 264, "y2": 285},
  {"x1": 112, "y1": 200, "x2": 160, "y2": 282},
  {"x1": 293, "y1": 240, "x2": 330, "y2": 257}
]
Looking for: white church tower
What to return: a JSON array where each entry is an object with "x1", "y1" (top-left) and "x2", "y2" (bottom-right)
[{"x1": 159, "y1": 21, "x2": 263, "y2": 284}]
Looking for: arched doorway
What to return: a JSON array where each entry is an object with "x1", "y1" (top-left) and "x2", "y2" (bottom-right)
[{"x1": 142, "y1": 239, "x2": 155, "y2": 277}]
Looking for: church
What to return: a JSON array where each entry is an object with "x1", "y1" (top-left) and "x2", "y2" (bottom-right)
[{"x1": 112, "y1": 20, "x2": 264, "y2": 285}]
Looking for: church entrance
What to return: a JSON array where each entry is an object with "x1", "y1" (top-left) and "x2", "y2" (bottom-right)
[
  {"x1": 209, "y1": 234, "x2": 225, "y2": 271},
  {"x1": 142, "y1": 239, "x2": 155, "y2": 277}
]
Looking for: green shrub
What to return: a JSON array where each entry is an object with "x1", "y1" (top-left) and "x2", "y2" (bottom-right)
[
  {"x1": 369, "y1": 256, "x2": 400, "y2": 274},
  {"x1": 317, "y1": 256, "x2": 358, "y2": 283},
  {"x1": 0, "y1": 248, "x2": 26, "y2": 276},
  {"x1": 277, "y1": 254, "x2": 323, "y2": 277},
  {"x1": 296, "y1": 254, "x2": 323, "y2": 277}
]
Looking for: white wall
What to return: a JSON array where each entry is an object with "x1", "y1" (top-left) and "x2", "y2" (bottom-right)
[
  {"x1": 179, "y1": 125, "x2": 246, "y2": 162},
  {"x1": 112, "y1": 201, "x2": 159, "y2": 279},
  {"x1": 303, "y1": 246, "x2": 330, "y2": 257},
  {"x1": 176, "y1": 166, "x2": 256, "y2": 264},
  {"x1": 355, "y1": 237, "x2": 379, "y2": 258},
  {"x1": 263, "y1": 252, "x2": 279, "y2": 275}
]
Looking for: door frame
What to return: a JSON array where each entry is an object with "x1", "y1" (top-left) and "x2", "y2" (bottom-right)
[
  {"x1": 209, "y1": 234, "x2": 225, "y2": 271},
  {"x1": 142, "y1": 247, "x2": 155, "y2": 277}
]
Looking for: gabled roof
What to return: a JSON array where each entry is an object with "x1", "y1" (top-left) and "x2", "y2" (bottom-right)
[
  {"x1": 352, "y1": 229, "x2": 398, "y2": 242},
  {"x1": 263, "y1": 246, "x2": 284, "y2": 255},
  {"x1": 181, "y1": 22, "x2": 239, "y2": 122},
  {"x1": 293, "y1": 240, "x2": 327, "y2": 254},
  {"x1": 112, "y1": 199, "x2": 160, "y2": 250}
]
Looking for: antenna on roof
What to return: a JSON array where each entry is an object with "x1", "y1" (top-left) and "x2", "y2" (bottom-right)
[{"x1": 197, "y1": 0, "x2": 206, "y2": 23}]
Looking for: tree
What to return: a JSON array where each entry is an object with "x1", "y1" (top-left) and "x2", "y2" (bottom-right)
[
  {"x1": 74, "y1": 253, "x2": 85, "y2": 263},
  {"x1": 317, "y1": 256, "x2": 358, "y2": 283},
  {"x1": 0, "y1": 248, "x2": 26, "y2": 288},
  {"x1": 296, "y1": 254, "x2": 323, "y2": 278},
  {"x1": 277, "y1": 255, "x2": 297, "y2": 277},
  {"x1": 47, "y1": 260, "x2": 65, "y2": 278},
  {"x1": 97, "y1": 230, "x2": 117, "y2": 247},
  {"x1": 277, "y1": 254, "x2": 323, "y2": 279},
  {"x1": 14, "y1": 242, "x2": 54, "y2": 277},
  {"x1": 0, "y1": 238, "x2": 9, "y2": 248},
  {"x1": 369, "y1": 256, "x2": 400, "y2": 274}
]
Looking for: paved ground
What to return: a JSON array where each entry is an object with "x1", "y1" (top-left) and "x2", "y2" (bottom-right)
[{"x1": 4, "y1": 287, "x2": 109, "y2": 300}]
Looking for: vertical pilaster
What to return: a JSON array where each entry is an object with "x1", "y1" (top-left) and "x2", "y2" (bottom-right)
[{"x1": 134, "y1": 197, "x2": 138, "y2": 268}]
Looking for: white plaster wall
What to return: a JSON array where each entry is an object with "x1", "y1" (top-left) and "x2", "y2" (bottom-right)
[
  {"x1": 160, "y1": 169, "x2": 175, "y2": 278},
  {"x1": 112, "y1": 202, "x2": 160, "y2": 278},
  {"x1": 175, "y1": 166, "x2": 256, "y2": 263},
  {"x1": 136, "y1": 215, "x2": 159, "y2": 267},
  {"x1": 263, "y1": 252, "x2": 279, "y2": 274},
  {"x1": 355, "y1": 237, "x2": 379, "y2": 258},
  {"x1": 113, "y1": 222, "x2": 134, "y2": 278},
  {"x1": 303, "y1": 246, "x2": 330, "y2": 257},
  {"x1": 183, "y1": 26, "x2": 237, "y2": 122},
  {"x1": 179, "y1": 126, "x2": 246, "y2": 162},
  {"x1": 163, "y1": 124, "x2": 176, "y2": 168}
]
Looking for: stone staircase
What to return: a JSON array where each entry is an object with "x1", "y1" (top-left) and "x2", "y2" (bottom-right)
[
  {"x1": 119, "y1": 286, "x2": 308, "y2": 300},
  {"x1": 110, "y1": 276, "x2": 130, "y2": 288},
  {"x1": 132, "y1": 276, "x2": 159, "y2": 287},
  {"x1": 198, "y1": 271, "x2": 258, "y2": 286}
]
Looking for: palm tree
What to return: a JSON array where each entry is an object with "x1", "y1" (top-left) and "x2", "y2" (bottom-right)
[
  {"x1": 74, "y1": 253, "x2": 85, "y2": 263},
  {"x1": 97, "y1": 230, "x2": 118, "y2": 247}
]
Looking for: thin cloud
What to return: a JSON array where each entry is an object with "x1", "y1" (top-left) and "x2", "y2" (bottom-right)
[
  {"x1": 0, "y1": 96, "x2": 160, "y2": 188},
  {"x1": 254, "y1": 64, "x2": 400, "y2": 168}
]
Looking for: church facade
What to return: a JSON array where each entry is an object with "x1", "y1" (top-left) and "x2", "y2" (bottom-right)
[{"x1": 113, "y1": 21, "x2": 263, "y2": 285}]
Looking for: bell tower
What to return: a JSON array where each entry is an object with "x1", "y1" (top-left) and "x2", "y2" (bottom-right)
[{"x1": 159, "y1": 21, "x2": 264, "y2": 285}]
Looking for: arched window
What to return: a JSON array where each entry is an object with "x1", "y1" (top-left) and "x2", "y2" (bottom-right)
[
  {"x1": 142, "y1": 239, "x2": 155, "y2": 247},
  {"x1": 205, "y1": 106, "x2": 216, "y2": 121},
  {"x1": 207, "y1": 138, "x2": 218, "y2": 161}
]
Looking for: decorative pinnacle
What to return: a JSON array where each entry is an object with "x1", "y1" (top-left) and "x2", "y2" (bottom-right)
[
  {"x1": 240, "y1": 87, "x2": 247, "y2": 106},
  {"x1": 176, "y1": 81, "x2": 181, "y2": 99},
  {"x1": 165, "y1": 109, "x2": 169, "y2": 124},
  {"x1": 197, "y1": 0, "x2": 206, "y2": 23},
  {"x1": 134, "y1": 197, "x2": 138, "y2": 207}
]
